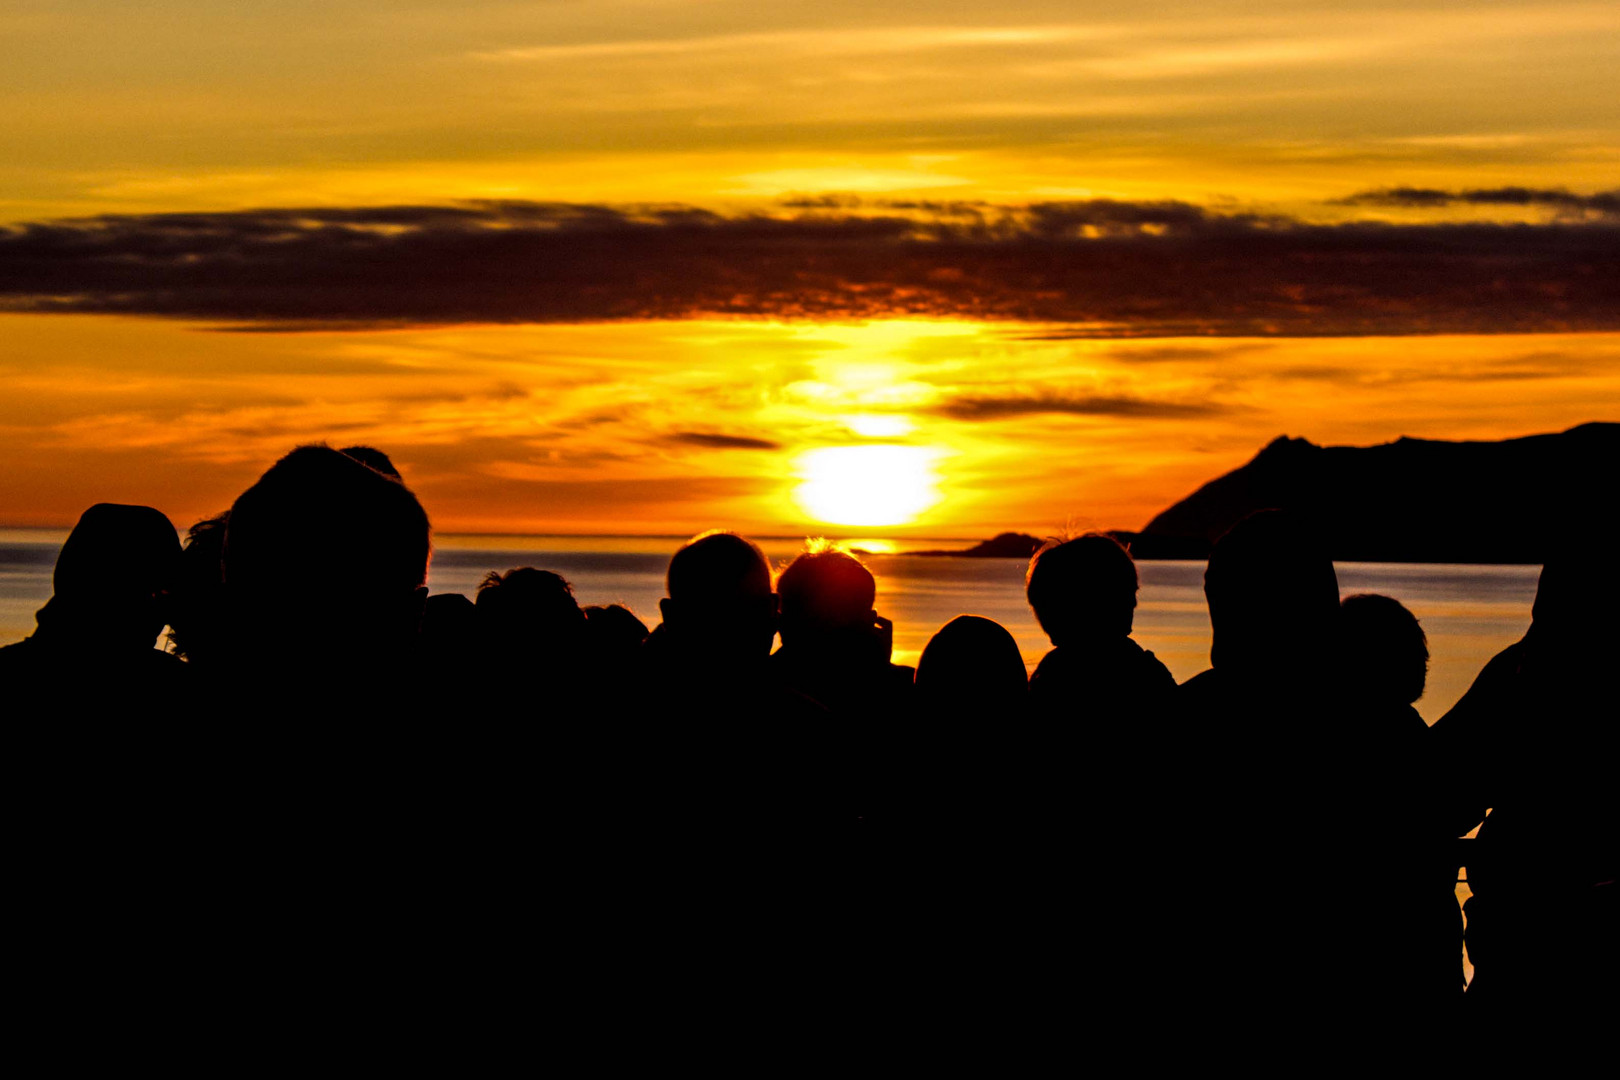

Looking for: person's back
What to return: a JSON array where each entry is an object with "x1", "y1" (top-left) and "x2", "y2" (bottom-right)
[
  {"x1": 203, "y1": 448, "x2": 447, "y2": 967},
  {"x1": 1432, "y1": 527, "x2": 1617, "y2": 1014},
  {"x1": 1024, "y1": 533, "x2": 1174, "y2": 720},
  {"x1": 1173, "y1": 509, "x2": 1347, "y2": 1017},
  {"x1": 2, "y1": 505, "x2": 204, "y2": 1040},
  {"x1": 606, "y1": 534, "x2": 859, "y2": 1019},
  {"x1": 1334, "y1": 593, "x2": 1464, "y2": 1008},
  {"x1": 629, "y1": 531, "x2": 835, "y2": 817}
]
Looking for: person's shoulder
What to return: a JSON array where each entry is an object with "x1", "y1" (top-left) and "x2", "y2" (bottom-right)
[
  {"x1": 1179, "y1": 667, "x2": 1219, "y2": 696},
  {"x1": 1481, "y1": 638, "x2": 1529, "y2": 677},
  {"x1": 0, "y1": 636, "x2": 34, "y2": 658},
  {"x1": 1027, "y1": 647, "x2": 1074, "y2": 698},
  {"x1": 1134, "y1": 642, "x2": 1176, "y2": 686},
  {"x1": 0, "y1": 638, "x2": 36, "y2": 681}
]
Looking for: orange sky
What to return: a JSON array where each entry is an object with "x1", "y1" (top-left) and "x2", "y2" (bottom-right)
[{"x1": 2, "y1": 2, "x2": 1617, "y2": 534}]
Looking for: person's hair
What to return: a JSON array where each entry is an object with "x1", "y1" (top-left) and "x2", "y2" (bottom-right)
[
  {"x1": 1025, "y1": 533, "x2": 1138, "y2": 645},
  {"x1": 339, "y1": 445, "x2": 401, "y2": 479},
  {"x1": 54, "y1": 503, "x2": 180, "y2": 601},
  {"x1": 584, "y1": 604, "x2": 649, "y2": 647},
  {"x1": 224, "y1": 444, "x2": 430, "y2": 598},
  {"x1": 1339, "y1": 593, "x2": 1429, "y2": 705},
  {"x1": 1530, "y1": 523, "x2": 1611, "y2": 644},
  {"x1": 46, "y1": 503, "x2": 181, "y2": 648},
  {"x1": 776, "y1": 541, "x2": 875, "y2": 638},
  {"x1": 167, "y1": 511, "x2": 229, "y2": 661},
  {"x1": 1204, "y1": 509, "x2": 1339, "y2": 669},
  {"x1": 666, "y1": 531, "x2": 771, "y2": 607},
  {"x1": 915, "y1": 615, "x2": 1028, "y2": 707},
  {"x1": 475, "y1": 567, "x2": 585, "y2": 634}
]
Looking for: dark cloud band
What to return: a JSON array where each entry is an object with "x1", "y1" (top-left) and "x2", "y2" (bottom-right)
[
  {"x1": 1340, "y1": 187, "x2": 1620, "y2": 217},
  {"x1": 930, "y1": 392, "x2": 1225, "y2": 421},
  {"x1": 2, "y1": 197, "x2": 1617, "y2": 335}
]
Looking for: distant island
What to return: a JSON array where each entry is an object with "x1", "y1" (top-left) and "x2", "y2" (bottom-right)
[
  {"x1": 900, "y1": 532, "x2": 1046, "y2": 559},
  {"x1": 887, "y1": 422, "x2": 1617, "y2": 564}
]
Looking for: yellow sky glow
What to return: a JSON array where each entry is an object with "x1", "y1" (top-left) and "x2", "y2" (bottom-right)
[{"x1": 1, "y1": 2, "x2": 1616, "y2": 535}]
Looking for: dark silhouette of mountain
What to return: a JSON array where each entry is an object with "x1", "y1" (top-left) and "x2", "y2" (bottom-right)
[
  {"x1": 901, "y1": 533, "x2": 1045, "y2": 559},
  {"x1": 1135, "y1": 422, "x2": 1616, "y2": 563}
]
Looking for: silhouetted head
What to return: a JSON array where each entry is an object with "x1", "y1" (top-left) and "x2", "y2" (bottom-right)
[
  {"x1": 422, "y1": 592, "x2": 476, "y2": 639},
  {"x1": 224, "y1": 445, "x2": 430, "y2": 663},
  {"x1": 776, "y1": 543, "x2": 877, "y2": 649},
  {"x1": 1339, "y1": 593, "x2": 1428, "y2": 705},
  {"x1": 419, "y1": 591, "x2": 478, "y2": 671},
  {"x1": 1204, "y1": 509, "x2": 1339, "y2": 672},
  {"x1": 1025, "y1": 533, "x2": 1138, "y2": 646},
  {"x1": 584, "y1": 603, "x2": 650, "y2": 655},
  {"x1": 44, "y1": 503, "x2": 180, "y2": 648},
  {"x1": 339, "y1": 445, "x2": 401, "y2": 479},
  {"x1": 167, "y1": 512, "x2": 229, "y2": 663},
  {"x1": 1529, "y1": 525, "x2": 1613, "y2": 650},
  {"x1": 476, "y1": 568, "x2": 586, "y2": 653},
  {"x1": 659, "y1": 531, "x2": 776, "y2": 660},
  {"x1": 916, "y1": 615, "x2": 1028, "y2": 713}
]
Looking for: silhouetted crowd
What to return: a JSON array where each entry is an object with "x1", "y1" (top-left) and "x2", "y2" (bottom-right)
[{"x1": 4, "y1": 443, "x2": 1614, "y2": 1037}]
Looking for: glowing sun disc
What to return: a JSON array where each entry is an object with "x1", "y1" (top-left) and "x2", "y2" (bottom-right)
[{"x1": 794, "y1": 445, "x2": 942, "y2": 527}]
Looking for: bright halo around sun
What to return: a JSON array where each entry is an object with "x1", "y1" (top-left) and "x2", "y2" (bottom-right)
[{"x1": 794, "y1": 445, "x2": 943, "y2": 527}]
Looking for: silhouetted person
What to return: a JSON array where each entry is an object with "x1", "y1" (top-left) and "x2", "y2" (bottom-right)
[
  {"x1": 0, "y1": 503, "x2": 185, "y2": 709},
  {"x1": 4, "y1": 504, "x2": 189, "y2": 1019},
  {"x1": 1025, "y1": 533, "x2": 1174, "y2": 718},
  {"x1": 1176, "y1": 509, "x2": 1346, "y2": 1014},
  {"x1": 1336, "y1": 593, "x2": 1465, "y2": 1007},
  {"x1": 219, "y1": 444, "x2": 430, "y2": 704},
  {"x1": 183, "y1": 446, "x2": 550, "y2": 1024},
  {"x1": 166, "y1": 512, "x2": 228, "y2": 666},
  {"x1": 614, "y1": 534, "x2": 851, "y2": 1018},
  {"x1": 1432, "y1": 527, "x2": 1618, "y2": 1014}
]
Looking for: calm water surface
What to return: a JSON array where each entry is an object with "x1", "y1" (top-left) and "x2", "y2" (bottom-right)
[{"x1": 2, "y1": 529, "x2": 1542, "y2": 723}]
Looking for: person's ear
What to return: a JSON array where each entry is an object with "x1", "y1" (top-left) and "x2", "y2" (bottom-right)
[{"x1": 659, "y1": 597, "x2": 674, "y2": 624}]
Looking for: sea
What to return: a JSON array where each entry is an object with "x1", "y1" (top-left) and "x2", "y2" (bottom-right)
[{"x1": 0, "y1": 528, "x2": 1540, "y2": 726}]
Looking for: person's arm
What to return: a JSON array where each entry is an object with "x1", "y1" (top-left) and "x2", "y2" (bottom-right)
[{"x1": 1429, "y1": 644, "x2": 1522, "y2": 836}]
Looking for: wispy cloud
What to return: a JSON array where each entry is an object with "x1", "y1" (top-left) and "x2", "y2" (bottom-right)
[
  {"x1": 663, "y1": 431, "x2": 781, "y2": 450},
  {"x1": 2, "y1": 196, "x2": 1617, "y2": 335},
  {"x1": 930, "y1": 390, "x2": 1227, "y2": 421}
]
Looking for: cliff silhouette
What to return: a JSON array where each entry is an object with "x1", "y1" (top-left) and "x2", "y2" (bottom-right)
[{"x1": 1128, "y1": 422, "x2": 1616, "y2": 563}]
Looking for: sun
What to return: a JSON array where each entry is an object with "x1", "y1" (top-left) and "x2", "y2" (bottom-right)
[{"x1": 793, "y1": 445, "x2": 943, "y2": 527}]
